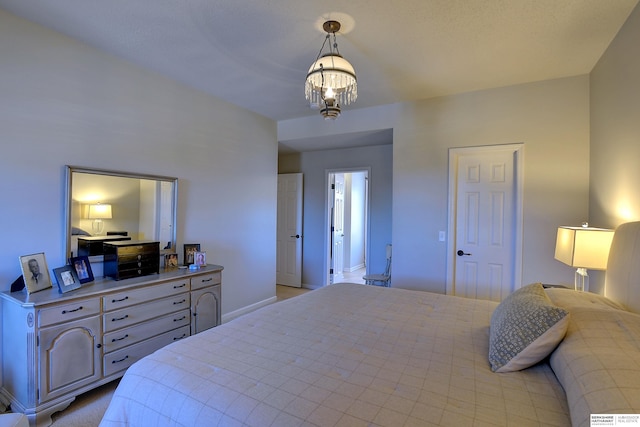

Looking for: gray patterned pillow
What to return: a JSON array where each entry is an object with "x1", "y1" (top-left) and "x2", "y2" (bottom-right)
[{"x1": 489, "y1": 283, "x2": 570, "y2": 373}]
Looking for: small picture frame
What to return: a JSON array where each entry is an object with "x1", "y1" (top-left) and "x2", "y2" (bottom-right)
[
  {"x1": 183, "y1": 244, "x2": 201, "y2": 265},
  {"x1": 194, "y1": 251, "x2": 206, "y2": 267},
  {"x1": 164, "y1": 253, "x2": 178, "y2": 269},
  {"x1": 20, "y1": 252, "x2": 52, "y2": 295},
  {"x1": 68, "y1": 256, "x2": 95, "y2": 284},
  {"x1": 53, "y1": 265, "x2": 81, "y2": 294}
]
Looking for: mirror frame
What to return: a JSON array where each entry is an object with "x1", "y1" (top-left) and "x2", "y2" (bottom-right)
[{"x1": 64, "y1": 165, "x2": 178, "y2": 261}]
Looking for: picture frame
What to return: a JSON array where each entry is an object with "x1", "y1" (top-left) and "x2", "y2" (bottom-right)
[
  {"x1": 68, "y1": 256, "x2": 95, "y2": 284},
  {"x1": 194, "y1": 251, "x2": 206, "y2": 267},
  {"x1": 19, "y1": 252, "x2": 52, "y2": 294},
  {"x1": 183, "y1": 244, "x2": 201, "y2": 265},
  {"x1": 53, "y1": 265, "x2": 82, "y2": 294},
  {"x1": 164, "y1": 253, "x2": 178, "y2": 269}
]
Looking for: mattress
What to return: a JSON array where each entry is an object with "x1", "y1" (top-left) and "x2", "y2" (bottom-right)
[{"x1": 100, "y1": 283, "x2": 570, "y2": 426}]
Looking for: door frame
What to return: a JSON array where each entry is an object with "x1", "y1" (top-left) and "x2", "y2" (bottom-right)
[
  {"x1": 324, "y1": 167, "x2": 371, "y2": 286},
  {"x1": 445, "y1": 143, "x2": 525, "y2": 296}
]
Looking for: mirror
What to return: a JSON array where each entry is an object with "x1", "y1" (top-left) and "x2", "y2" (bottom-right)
[{"x1": 65, "y1": 166, "x2": 178, "y2": 262}]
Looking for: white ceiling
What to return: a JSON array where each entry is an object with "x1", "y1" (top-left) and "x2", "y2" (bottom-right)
[{"x1": 1, "y1": 0, "x2": 638, "y2": 151}]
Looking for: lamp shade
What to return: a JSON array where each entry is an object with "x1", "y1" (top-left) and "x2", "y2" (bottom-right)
[
  {"x1": 554, "y1": 226, "x2": 614, "y2": 270},
  {"x1": 88, "y1": 204, "x2": 112, "y2": 220}
]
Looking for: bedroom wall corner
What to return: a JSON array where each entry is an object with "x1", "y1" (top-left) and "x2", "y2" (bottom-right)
[{"x1": 590, "y1": 2, "x2": 640, "y2": 228}]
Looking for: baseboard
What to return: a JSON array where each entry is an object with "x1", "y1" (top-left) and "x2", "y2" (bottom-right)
[
  {"x1": 221, "y1": 296, "x2": 277, "y2": 324},
  {"x1": 345, "y1": 264, "x2": 365, "y2": 273}
]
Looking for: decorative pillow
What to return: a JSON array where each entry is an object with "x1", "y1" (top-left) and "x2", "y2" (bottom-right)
[{"x1": 489, "y1": 283, "x2": 570, "y2": 373}]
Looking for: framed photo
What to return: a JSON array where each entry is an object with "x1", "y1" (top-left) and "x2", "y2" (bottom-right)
[
  {"x1": 20, "y1": 252, "x2": 52, "y2": 294},
  {"x1": 164, "y1": 253, "x2": 178, "y2": 269},
  {"x1": 183, "y1": 244, "x2": 200, "y2": 265},
  {"x1": 68, "y1": 256, "x2": 94, "y2": 284},
  {"x1": 53, "y1": 265, "x2": 82, "y2": 293},
  {"x1": 194, "y1": 251, "x2": 206, "y2": 267}
]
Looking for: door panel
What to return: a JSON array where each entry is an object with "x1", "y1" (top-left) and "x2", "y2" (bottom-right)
[
  {"x1": 276, "y1": 174, "x2": 303, "y2": 287},
  {"x1": 332, "y1": 174, "x2": 345, "y2": 282},
  {"x1": 453, "y1": 149, "x2": 516, "y2": 301}
]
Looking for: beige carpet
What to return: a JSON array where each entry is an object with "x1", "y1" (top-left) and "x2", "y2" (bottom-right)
[{"x1": 50, "y1": 380, "x2": 119, "y2": 427}]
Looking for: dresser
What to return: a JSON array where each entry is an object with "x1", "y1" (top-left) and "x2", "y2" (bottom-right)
[{"x1": 0, "y1": 265, "x2": 222, "y2": 427}]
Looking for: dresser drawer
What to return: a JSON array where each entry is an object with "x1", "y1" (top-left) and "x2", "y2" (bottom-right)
[
  {"x1": 103, "y1": 278, "x2": 190, "y2": 311},
  {"x1": 38, "y1": 298, "x2": 101, "y2": 327},
  {"x1": 103, "y1": 293, "x2": 190, "y2": 333},
  {"x1": 103, "y1": 308, "x2": 190, "y2": 353},
  {"x1": 111, "y1": 264, "x2": 160, "y2": 281},
  {"x1": 104, "y1": 325, "x2": 190, "y2": 377},
  {"x1": 191, "y1": 272, "x2": 221, "y2": 291}
]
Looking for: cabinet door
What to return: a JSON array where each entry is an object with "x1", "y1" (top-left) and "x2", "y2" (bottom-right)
[
  {"x1": 191, "y1": 285, "x2": 220, "y2": 335},
  {"x1": 38, "y1": 316, "x2": 101, "y2": 403}
]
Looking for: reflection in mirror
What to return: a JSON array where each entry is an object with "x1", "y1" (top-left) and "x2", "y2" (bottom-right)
[{"x1": 65, "y1": 166, "x2": 177, "y2": 262}]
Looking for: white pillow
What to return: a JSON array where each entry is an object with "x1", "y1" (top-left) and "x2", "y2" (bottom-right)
[{"x1": 489, "y1": 283, "x2": 570, "y2": 373}]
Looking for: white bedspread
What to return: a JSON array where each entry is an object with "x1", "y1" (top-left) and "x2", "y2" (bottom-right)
[{"x1": 100, "y1": 283, "x2": 570, "y2": 426}]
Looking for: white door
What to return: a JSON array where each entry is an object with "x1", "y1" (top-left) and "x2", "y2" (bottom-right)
[
  {"x1": 332, "y1": 174, "x2": 345, "y2": 283},
  {"x1": 276, "y1": 173, "x2": 303, "y2": 287},
  {"x1": 157, "y1": 181, "x2": 174, "y2": 250},
  {"x1": 447, "y1": 145, "x2": 523, "y2": 301}
]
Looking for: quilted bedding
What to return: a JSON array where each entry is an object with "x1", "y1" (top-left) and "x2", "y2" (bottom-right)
[
  {"x1": 546, "y1": 288, "x2": 640, "y2": 427},
  {"x1": 100, "y1": 283, "x2": 570, "y2": 426}
]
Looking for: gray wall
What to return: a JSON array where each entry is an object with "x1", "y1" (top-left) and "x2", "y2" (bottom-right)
[
  {"x1": 279, "y1": 145, "x2": 393, "y2": 287},
  {"x1": 0, "y1": 10, "x2": 278, "y2": 316},
  {"x1": 280, "y1": 76, "x2": 591, "y2": 293},
  {"x1": 589, "y1": 3, "x2": 640, "y2": 293}
]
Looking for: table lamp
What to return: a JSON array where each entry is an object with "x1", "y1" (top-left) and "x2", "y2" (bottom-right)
[{"x1": 554, "y1": 224, "x2": 614, "y2": 292}]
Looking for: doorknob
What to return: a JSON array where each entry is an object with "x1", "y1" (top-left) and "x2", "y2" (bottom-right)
[
  {"x1": 290, "y1": 234, "x2": 300, "y2": 239},
  {"x1": 457, "y1": 250, "x2": 472, "y2": 256}
]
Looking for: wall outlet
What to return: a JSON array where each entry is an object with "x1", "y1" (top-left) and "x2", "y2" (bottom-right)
[{"x1": 439, "y1": 231, "x2": 446, "y2": 242}]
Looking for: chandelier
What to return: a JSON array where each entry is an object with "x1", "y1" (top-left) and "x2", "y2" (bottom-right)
[{"x1": 305, "y1": 20, "x2": 357, "y2": 120}]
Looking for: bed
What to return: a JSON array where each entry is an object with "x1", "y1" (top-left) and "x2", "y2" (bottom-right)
[{"x1": 100, "y1": 222, "x2": 640, "y2": 427}]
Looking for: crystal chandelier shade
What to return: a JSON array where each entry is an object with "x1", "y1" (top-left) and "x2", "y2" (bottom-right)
[{"x1": 305, "y1": 20, "x2": 357, "y2": 119}]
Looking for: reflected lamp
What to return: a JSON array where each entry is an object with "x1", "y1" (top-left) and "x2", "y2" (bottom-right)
[{"x1": 88, "y1": 203, "x2": 112, "y2": 235}]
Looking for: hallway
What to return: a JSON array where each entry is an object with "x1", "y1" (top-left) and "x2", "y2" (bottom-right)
[{"x1": 333, "y1": 266, "x2": 366, "y2": 285}]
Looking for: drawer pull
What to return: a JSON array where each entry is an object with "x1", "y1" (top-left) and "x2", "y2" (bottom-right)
[
  {"x1": 61, "y1": 306, "x2": 83, "y2": 314},
  {"x1": 174, "y1": 283, "x2": 186, "y2": 289},
  {"x1": 174, "y1": 316, "x2": 187, "y2": 322},
  {"x1": 173, "y1": 299, "x2": 187, "y2": 305},
  {"x1": 112, "y1": 355, "x2": 129, "y2": 364},
  {"x1": 112, "y1": 314, "x2": 129, "y2": 322},
  {"x1": 112, "y1": 296, "x2": 129, "y2": 303},
  {"x1": 201, "y1": 278, "x2": 213, "y2": 283},
  {"x1": 111, "y1": 334, "x2": 129, "y2": 342},
  {"x1": 173, "y1": 333, "x2": 187, "y2": 341}
]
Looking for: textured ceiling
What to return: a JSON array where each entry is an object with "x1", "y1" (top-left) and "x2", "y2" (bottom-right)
[{"x1": 1, "y1": 0, "x2": 638, "y2": 150}]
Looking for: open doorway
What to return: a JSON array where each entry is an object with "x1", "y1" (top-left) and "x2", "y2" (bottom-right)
[{"x1": 326, "y1": 169, "x2": 370, "y2": 285}]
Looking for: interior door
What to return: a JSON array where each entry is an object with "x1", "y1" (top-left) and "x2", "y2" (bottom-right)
[
  {"x1": 276, "y1": 173, "x2": 303, "y2": 287},
  {"x1": 332, "y1": 173, "x2": 345, "y2": 283},
  {"x1": 448, "y1": 145, "x2": 523, "y2": 301},
  {"x1": 157, "y1": 181, "x2": 174, "y2": 249}
]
